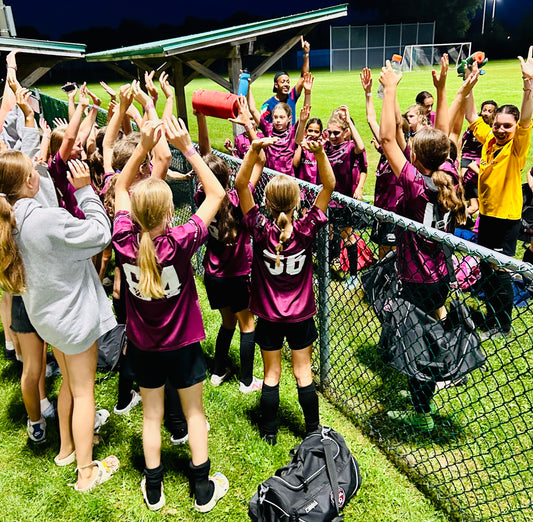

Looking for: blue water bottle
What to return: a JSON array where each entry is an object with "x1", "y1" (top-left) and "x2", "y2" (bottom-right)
[{"x1": 238, "y1": 69, "x2": 250, "y2": 96}]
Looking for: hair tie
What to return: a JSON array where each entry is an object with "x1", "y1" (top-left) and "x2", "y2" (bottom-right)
[{"x1": 0, "y1": 192, "x2": 6, "y2": 198}]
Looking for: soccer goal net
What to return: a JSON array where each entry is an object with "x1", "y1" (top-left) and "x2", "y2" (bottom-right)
[{"x1": 402, "y1": 42, "x2": 472, "y2": 72}]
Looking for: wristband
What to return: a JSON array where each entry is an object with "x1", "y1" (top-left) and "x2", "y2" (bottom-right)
[
  {"x1": 304, "y1": 53, "x2": 309, "y2": 57},
  {"x1": 185, "y1": 147, "x2": 196, "y2": 158},
  {"x1": 244, "y1": 123, "x2": 253, "y2": 131},
  {"x1": 366, "y1": 92, "x2": 372, "y2": 97},
  {"x1": 144, "y1": 103, "x2": 155, "y2": 112}
]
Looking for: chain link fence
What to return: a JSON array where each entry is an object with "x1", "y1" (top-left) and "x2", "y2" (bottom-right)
[{"x1": 39, "y1": 94, "x2": 533, "y2": 521}]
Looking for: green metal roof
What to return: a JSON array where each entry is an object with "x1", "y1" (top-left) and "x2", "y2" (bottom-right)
[
  {"x1": 86, "y1": 4, "x2": 347, "y2": 62},
  {"x1": 0, "y1": 37, "x2": 85, "y2": 57}
]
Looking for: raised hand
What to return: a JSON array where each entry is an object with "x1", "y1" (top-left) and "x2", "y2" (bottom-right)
[
  {"x1": 228, "y1": 95, "x2": 252, "y2": 126},
  {"x1": 159, "y1": 71, "x2": 173, "y2": 99},
  {"x1": 250, "y1": 137, "x2": 279, "y2": 153},
  {"x1": 118, "y1": 84, "x2": 134, "y2": 112},
  {"x1": 163, "y1": 115, "x2": 193, "y2": 152},
  {"x1": 144, "y1": 70, "x2": 159, "y2": 101},
  {"x1": 379, "y1": 61, "x2": 402, "y2": 88},
  {"x1": 100, "y1": 81, "x2": 117, "y2": 100},
  {"x1": 39, "y1": 117, "x2": 51, "y2": 136},
  {"x1": 519, "y1": 46, "x2": 533, "y2": 80},
  {"x1": 131, "y1": 79, "x2": 152, "y2": 107},
  {"x1": 301, "y1": 139, "x2": 324, "y2": 154},
  {"x1": 78, "y1": 83, "x2": 90, "y2": 108},
  {"x1": 52, "y1": 117, "x2": 68, "y2": 128},
  {"x1": 300, "y1": 36, "x2": 310, "y2": 54},
  {"x1": 432, "y1": 53, "x2": 449, "y2": 89},
  {"x1": 67, "y1": 84, "x2": 78, "y2": 101},
  {"x1": 303, "y1": 72, "x2": 314, "y2": 92},
  {"x1": 66, "y1": 159, "x2": 91, "y2": 190},
  {"x1": 140, "y1": 119, "x2": 164, "y2": 151},
  {"x1": 299, "y1": 104, "x2": 311, "y2": 123},
  {"x1": 87, "y1": 89, "x2": 102, "y2": 107},
  {"x1": 15, "y1": 87, "x2": 33, "y2": 117},
  {"x1": 360, "y1": 67, "x2": 372, "y2": 93}
]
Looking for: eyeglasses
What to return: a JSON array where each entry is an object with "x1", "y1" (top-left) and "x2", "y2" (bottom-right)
[{"x1": 327, "y1": 129, "x2": 342, "y2": 137}]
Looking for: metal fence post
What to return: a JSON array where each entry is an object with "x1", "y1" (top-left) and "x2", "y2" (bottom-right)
[{"x1": 317, "y1": 211, "x2": 331, "y2": 387}]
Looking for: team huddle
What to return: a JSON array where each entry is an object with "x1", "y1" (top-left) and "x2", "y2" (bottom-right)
[{"x1": 0, "y1": 40, "x2": 532, "y2": 513}]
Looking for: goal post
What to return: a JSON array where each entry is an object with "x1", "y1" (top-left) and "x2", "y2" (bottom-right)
[{"x1": 401, "y1": 42, "x2": 472, "y2": 72}]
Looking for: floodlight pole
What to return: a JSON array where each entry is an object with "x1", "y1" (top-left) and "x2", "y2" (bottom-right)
[{"x1": 481, "y1": 0, "x2": 487, "y2": 35}]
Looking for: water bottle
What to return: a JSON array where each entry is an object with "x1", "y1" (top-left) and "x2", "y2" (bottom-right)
[
  {"x1": 238, "y1": 69, "x2": 250, "y2": 96},
  {"x1": 377, "y1": 54, "x2": 402, "y2": 99}
]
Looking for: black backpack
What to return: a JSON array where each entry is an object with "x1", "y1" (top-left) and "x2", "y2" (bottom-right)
[
  {"x1": 249, "y1": 427, "x2": 361, "y2": 521},
  {"x1": 380, "y1": 297, "x2": 486, "y2": 382},
  {"x1": 519, "y1": 182, "x2": 533, "y2": 242}
]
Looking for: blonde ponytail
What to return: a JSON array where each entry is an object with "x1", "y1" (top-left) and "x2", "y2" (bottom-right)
[
  {"x1": 275, "y1": 210, "x2": 292, "y2": 267},
  {"x1": 137, "y1": 230, "x2": 165, "y2": 299}
]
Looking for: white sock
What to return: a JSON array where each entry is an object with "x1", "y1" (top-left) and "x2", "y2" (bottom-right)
[
  {"x1": 16, "y1": 353, "x2": 23, "y2": 362},
  {"x1": 5, "y1": 341, "x2": 14, "y2": 351},
  {"x1": 29, "y1": 416, "x2": 45, "y2": 426},
  {"x1": 40, "y1": 398, "x2": 51, "y2": 413}
]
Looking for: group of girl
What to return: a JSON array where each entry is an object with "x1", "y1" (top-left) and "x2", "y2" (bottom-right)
[{"x1": 0, "y1": 53, "x2": 337, "y2": 513}]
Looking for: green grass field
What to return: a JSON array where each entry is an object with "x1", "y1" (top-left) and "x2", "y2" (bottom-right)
[{"x1": 0, "y1": 281, "x2": 449, "y2": 521}]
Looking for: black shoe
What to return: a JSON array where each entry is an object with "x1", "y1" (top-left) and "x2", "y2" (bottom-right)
[{"x1": 262, "y1": 433, "x2": 277, "y2": 446}]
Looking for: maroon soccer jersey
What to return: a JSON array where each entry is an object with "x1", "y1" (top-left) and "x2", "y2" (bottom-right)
[
  {"x1": 242, "y1": 205, "x2": 327, "y2": 322},
  {"x1": 395, "y1": 162, "x2": 448, "y2": 284},
  {"x1": 324, "y1": 140, "x2": 358, "y2": 197},
  {"x1": 260, "y1": 116, "x2": 298, "y2": 176},
  {"x1": 113, "y1": 211, "x2": 208, "y2": 351}
]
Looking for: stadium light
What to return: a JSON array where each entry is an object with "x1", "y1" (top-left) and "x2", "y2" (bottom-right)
[{"x1": 482, "y1": 0, "x2": 500, "y2": 35}]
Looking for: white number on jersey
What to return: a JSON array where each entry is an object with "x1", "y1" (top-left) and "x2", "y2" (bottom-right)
[
  {"x1": 262, "y1": 249, "x2": 307, "y2": 276},
  {"x1": 122, "y1": 263, "x2": 182, "y2": 301}
]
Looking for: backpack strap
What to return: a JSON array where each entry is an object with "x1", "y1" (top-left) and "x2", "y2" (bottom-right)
[{"x1": 322, "y1": 429, "x2": 343, "y2": 518}]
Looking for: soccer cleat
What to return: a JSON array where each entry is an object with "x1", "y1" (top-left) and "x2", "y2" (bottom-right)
[{"x1": 387, "y1": 410, "x2": 434, "y2": 430}]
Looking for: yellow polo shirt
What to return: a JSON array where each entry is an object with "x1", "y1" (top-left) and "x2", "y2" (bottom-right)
[{"x1": 469, "y1": 116, "x2": 532, "y2": 220}]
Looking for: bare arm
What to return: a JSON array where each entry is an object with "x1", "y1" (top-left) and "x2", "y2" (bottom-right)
[
  {"x1": 295, "y1": 104, "x2": 310, "y2": 146},
  {"x1": 379, "y1": 62, "x2": 407, "y2": 178},
  {"x1": 59, "y1": 83, "x2": 89, "y2": 161},
  {"x1": 360, "y1": 67, "x2": 380, "y2": 141},
  {"x1": 308, "y1": 140, "x2": 335, "y2": 213},
  {"x1": 294, "y1": 37, "x2": 311, "y2": 96},
  {"x1": 77, "y1": 89, "x2": 102, "y2": 148},
  {"x1": 103, "y1": 84, "x2": 133, "y2": 172},
  {"x1": 448, "y1": 69, "x2": 480, "y2": 146},
  {"x1": 195, "y1": 112, "x2": 211, "y2": 156},
  {"x1": 115, "y1": 120, "x2": 163, "y2": 213},
  {"x1": 67, "y1": 85, "x2": 78, "y2": 121},
  {"x1": 164, "y1": 116, "x2": 225, "y2": 226},
  {"x1": 159, "y1": 71, "x2": 175, "y2": 121},
  {"x1": 247, "y1": 82, "x2": 261, "y2": 127},
  {"x1": 433, "y1": 54, "x2": 449, "y2": 134},
  {"x1": 518, "y1": 46, "x2": 533, "y2": 126}
]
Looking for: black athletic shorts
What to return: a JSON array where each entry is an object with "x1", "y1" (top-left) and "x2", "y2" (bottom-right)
[
  {"x1": 10, "y1": 295, "x2": 37, "y2": 334},
  {"x1": 204, "y1": 273, "x2": 250, "y2": 313},
  {"x1": 129, "y1": 341, "x2": 206, "y2": 389},
  {"x1": 477, "y1": 214, "x2": 521, "y2": 257},
  {"x1": 255, "y1": 317, "x2": 318, "y2": 352}
]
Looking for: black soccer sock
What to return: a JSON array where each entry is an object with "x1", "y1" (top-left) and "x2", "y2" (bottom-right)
[
  {"x1": 189, "y1": 459, "x2": 214, "y2": 505},
  {"x1": 297, "y1": 382, "x2": 320, "y2": 434},
  {"x1": 494, "y1": 271, "x2": 513, "y2": 332},
  {"x1": 144, "y1": 463, "x2": 164, "y2": 505},
  {"x1": 164, "y1": 380, "x2": 187, "y2": 437},
  {"x1": 213, "y1": 327, "x2": 235, "y2": 376},
  {"x1": 409, "y1": 377, "x2": 436, "y2": 414},
  {"x1": 480, "y1": 261, "x2": 499, "y2": 329},
  {"x1": 239, "y1": 332, "x2": 256, "y2": 386},
  {"x1": 329, "y1": 234, "x2": 341, "y2": 261},
  {"x1": 260, "y1": 383, "x2": 280, "y2": 436},
  {"x1": 346, "y1": 242, "x2": 359, "y2": 276},
  {"x1": 116, "y1": 351, "x2": 135, "y2": 410},
  {"x1": 112, "y1": 296, "x2": 126, "y2": 325}
]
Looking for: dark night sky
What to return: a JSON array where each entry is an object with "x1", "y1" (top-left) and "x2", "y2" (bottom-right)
[{"x1": 7, "y1": 0, "x2": 532, "y2": 40}]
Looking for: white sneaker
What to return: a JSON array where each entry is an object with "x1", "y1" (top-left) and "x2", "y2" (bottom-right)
[
  {"x1": 239, "y1": 376, "x2": 263, "y2": 394},
  {"x1": 27, "y1": 417, "x2": 47, "y2": 443},
  {"x1": 210, "y1": 369, "x2": 230, "y2": 387},
  {"x1": 94, "y1": 409, "x2": 110, "y2": 433},
  {"x1": 113, "y1": 390, "x2": 142, "y2": 415}
]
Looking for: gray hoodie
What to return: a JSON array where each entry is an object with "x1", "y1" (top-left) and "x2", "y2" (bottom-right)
[{"x1": 14, "y1": 185, "x2": 116, "y2": 354}]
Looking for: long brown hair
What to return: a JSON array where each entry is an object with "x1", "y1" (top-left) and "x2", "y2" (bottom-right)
[
  {"x1": 203, "y1": 154, "x2": 240, "y2": 245},
  {"x1": 264, "y1": 175, "x2": 300, "y2": 266},
  {"x1": 0, "y1": 151, "x2": 31, "y2": 293},
  {"x1": 130, "y1": 178, "x2": 173, "y2": 299},
  {"x1": 412, "y1": 127, "x2": 467, "y2": 225}
]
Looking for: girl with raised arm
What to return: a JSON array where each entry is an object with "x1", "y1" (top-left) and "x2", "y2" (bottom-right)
[
  {"x1": 378, "y1": 59, "x2": 467, "y2": 430},
  {"x1": 113, "y1": 116, "x2": 228, "y2": 512},
  {"x1": 236, "y1": 137, "x2": 335, "y2": 445}
]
